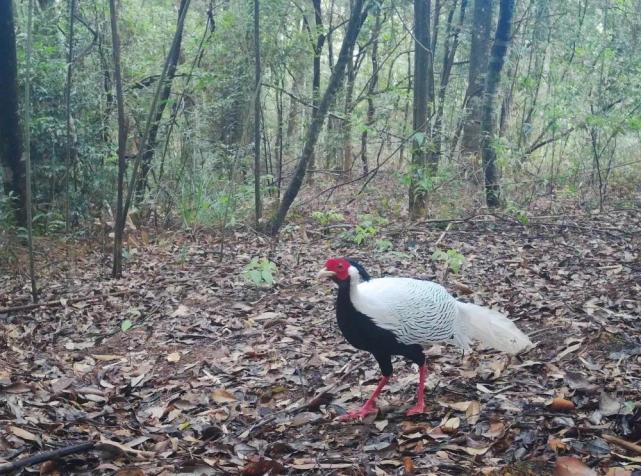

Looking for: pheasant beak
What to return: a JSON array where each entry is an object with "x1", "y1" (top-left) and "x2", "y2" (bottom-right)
[{"x1": 317, "y1": 268, "x2": 336, "y2": 280}]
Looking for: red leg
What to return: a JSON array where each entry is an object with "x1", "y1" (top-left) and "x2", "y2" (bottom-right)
[
  {"x1": 340, "y1": 375, "x2": 389, "y2": 421},
  {"x1": 406, "y1": 364, "x2": 427, "y2": 416}
]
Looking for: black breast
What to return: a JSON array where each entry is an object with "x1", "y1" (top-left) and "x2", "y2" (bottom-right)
[
  {"x1": 335, "y1": 281, "x2": 402, "y2": 354},
  {"x1": 334, "y1": 280, "x2": 426, "y2": 375}
]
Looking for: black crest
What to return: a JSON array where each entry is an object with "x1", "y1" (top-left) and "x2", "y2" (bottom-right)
[{"x1": 347, "y1": 259, "x2": 371, "y2": 282}]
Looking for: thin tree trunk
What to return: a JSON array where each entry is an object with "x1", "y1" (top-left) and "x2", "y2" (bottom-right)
[
  {"x1": 360, "y1": 8, "x2": 381, "y2": 176},
  {"x1": 64, "y1": 0, "x2": 75, "y2": 232},
  {"x1": 275, "y1": 77, "x2": 284, "y2": 200},
  {"x1": 461, "y1": 0, "x2": 493, "y2": 163},
  {"x1": 136, "y1": 0, "x2": 190, "y2": 203},
  {"x1": 306, "y1": 0, "x2": 325, "y2": 184},
  {"x1": 399, "y1": 50, "x2": 412, "y2": 166},
  {"x1": 342, "y1": 40, "x2": 356, "y2": 177},
  {"x1": 268, "y1": 0, "x2": 369, "y2": 235},
  {"x1": 430, "y1": 0, "x2": 467, "y2": 165},
  {"x1": 118, "y1": 0, "x2": 191, "y2": 255},
  {"x1": 409, "y1": 0, "x2": 431, "y2": 219},
  {"x1": 0, "y1": 0, "x2": 27, "y2": 226},
  {"x1": 24, "y1": 0, "x2": 38, "y2": 302},
  {"x1": 253, "y1": 0, "x2": 262, "y2": 225},
  {"x1": 109, "y1": 0, "x2": 127, "y2": 278},
  {"x1": 480, "y1": 0, "x2": 515, "y2": 208}
]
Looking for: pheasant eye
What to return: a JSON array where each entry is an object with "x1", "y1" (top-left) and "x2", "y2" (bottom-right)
[{"x1": 337, "y1": 263, "x2": 343, "y2": 269}]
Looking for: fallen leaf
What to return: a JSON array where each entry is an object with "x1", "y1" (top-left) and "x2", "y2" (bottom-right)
[
  {"x1": 482, "y1": 421, "x2": 505, "y2": 439},
  {"x1": 402, "y1": 456, "x2": 414, "y2": 474},
  {"x1": 39, "y1": 460, "x2": 61, "y2": 475},
  {"x1": 93, "y1": 354, "x2": 124, "y2": 361},
  {"x1": 166, "y1": 352, "x2": 181, "y2": 363},
  {"x1": 548, "y1": 397, "x2": 575, "y2": 412},
  {"x1": 599, "y1": 392, "x2": 631, "y2": 416},
  {"x1": 442, "y1": 417, "x2": 460, "y2": 434},
  {"x1": 3, "y1": 382, "x2": 31, "y2": 394},
  {"x1": 554, "y1": 456, "x2": 597, "y2": 476},
  {"x1": 211, "y1": 389, "x2": 236, "y2": 404},
  {"x1": 442, "y1": 444, "x2": 490, "y2": 456},
  {"x1": 0, "y1": 370, "x2": 12, "y2": 385},
  {"x1": 290, "y1": 411, "x2": 322, "y2": 427},
  {"x1": 10, "y1": 425, "x2": 40, "y2": 443},
  {"x1": 114, "y1": 469, "x2": 146, "y2": 476},
  {"x1": 548, "y1": 436, "x2": 569, "y2": 452},
  {"x1": 171, "y1": 305, "x2": 190, "y2": 317},
  {"x1": 466, "y1": 400, "x2": 481, "y2": 424},
  {"x1": 374, "y1": 419, "x2": 388, "y2": 431},
  {"x1": 605, "y1": 469, "x2": 632, "y2": 476},
  {"x1": 241, "y1": 457, "x2": 285, "y2": 476}
]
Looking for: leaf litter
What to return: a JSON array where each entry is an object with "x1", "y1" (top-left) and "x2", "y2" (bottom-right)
[{"x1": 0, "y1": 209, "x2": 640, "y2": 474}]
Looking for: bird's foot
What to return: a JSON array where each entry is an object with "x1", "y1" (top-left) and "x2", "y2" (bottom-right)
[
  {"x1": 405, "y1": 402, "x2": 425, "y2": 416},
  {"x1": 339, "y1": 403, "x2": 378, "y2": 421}
]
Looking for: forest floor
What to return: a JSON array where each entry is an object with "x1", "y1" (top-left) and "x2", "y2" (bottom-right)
[{"x1": 1, "y1": 196, "x2": 641, "y2": 475}]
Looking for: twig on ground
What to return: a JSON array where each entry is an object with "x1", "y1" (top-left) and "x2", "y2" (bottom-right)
[
  {"x1": 0, "y1": 290, "x2": 129, "y2": 314},
  {"x1": 602, "y1": 434, "x2": 641, "y2": 455},
  {"x1": 0, "y1": 442, "x2": 95, "y2": 474}
]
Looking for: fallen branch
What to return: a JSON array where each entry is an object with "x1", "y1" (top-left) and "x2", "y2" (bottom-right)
[
  {"x1": 237, "y1": 356, "x2": 369, "y2": 438},
  {"x1": 0, "y1": 290, "x2": 129, "y2": 314},
  {"x1": 0, "y1": 442, "x2": 95, "y2": 474},
  {"x1": 602, "y1": 434, "x2": 641, "y2": 455}
]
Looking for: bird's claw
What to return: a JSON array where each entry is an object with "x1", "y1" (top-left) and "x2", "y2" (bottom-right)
[
  {"x1": 405, "y1": 402, "x2": 425, "y2": 416},
  {"x1": 339, "y1": 404, "x2": 378, "y2": 421}
]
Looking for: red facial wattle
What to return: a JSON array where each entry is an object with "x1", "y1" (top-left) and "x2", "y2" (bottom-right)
[{"x1": 324, "y1": 258, "x2": 350, "y2": 281}]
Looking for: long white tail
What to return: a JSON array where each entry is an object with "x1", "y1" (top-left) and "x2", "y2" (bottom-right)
[{"x1": 453, "y1": 302, "x2": 532, "y2": 355}]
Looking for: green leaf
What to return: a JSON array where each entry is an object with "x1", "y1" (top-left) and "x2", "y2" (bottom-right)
[
  {"x1": 121, "y1": 319, "x2": 133, "y2": 332},
  {"x1": 248, "y1": 269, "x2": 262, "y2": 285},
  {"x1": 261, "y1": 269, "x2": 274, "y2": 285}
]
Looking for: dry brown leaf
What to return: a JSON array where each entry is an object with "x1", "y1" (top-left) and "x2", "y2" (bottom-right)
[
  {"x1": 0, "y1": 370, "x2": 11, "y2": 385},
  {"x1": 93, "y1": 354, "x2": 124, "y2": 361},
  {"x1": 440, "y1": 400, "x2": 474, "y2": 412},
  {"x1": 10, "y1": 425, "x2": 40, "y2": 443},
  {"x1": 211, "y1": 389, "x2": 236, "y2": 404},
  {"x1": 290, "y1": 462, "x2": 353, "y2": 470},
  {"x1": 605, "y1": 468, "x2": 632, "y2": 476},
  {"x1": 554, "y1": 456, "x2": 597, "y2": 476},
  {"x1": 548, "y1": 397, "x2": 575, "y2": 412},
  {"x1": 171, "y1": 304, "x2": 190, "y2": 317},
  {"x1": 39, "y1": 460, "x2": 61, "y2": 476},
  {"x1": 466, "y1": 400, "x2": 481, "y2": 424},
  {"x1": 402, "y1": 456, "x2": 415, "y2": 474},
  {"x1": 548, "y1": 436, "x2": 569, "y2": 452},
  {"x1": 3, "y1": 382, "x2": 32, "y2": 394},
  {"x1": 114, "y1": 469, "x2": 146, "y2": 476},
  {"x1": 442, "y1": 444, "x2": 490, "y2": 456},
  {"x1": 241, "y1": 457, "x2": 285, "y2": 476},
  {"x1": 482, "y1": 421, "x2": 505, "y2": 439},
  {"x1": 442, "y1": 417, "x2": 460, "y2": 434}
]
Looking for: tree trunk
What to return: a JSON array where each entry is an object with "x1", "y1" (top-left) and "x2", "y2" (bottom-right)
[
  {"x1": 342, "y1": 40, "x2": 356, "y2": 177},
  {"x1": 429, "y1": 0, "x2": 467, "y2": 165},
  {"x1": 399, "y1": 50, "x2": 412, "y2": 166},
  {"x1": 268, "y1": 0, "x2": 368, "y2": 235},
  {"x1": 64, "y1": 0, "x2": 75, "y2": 232},
  {"x1": 136, "y1": 0, "x2": 189, "y2": 203},
  {"x1": 461, "y1": 0, "x2": 493, "y2": 164},
  {"x1": 0, "y1": 0, "x2": 27, "y2": 226},
  {"x1": 24, "y1": 0, "x2": 38, "y2": 302},
  {"x1": 480, "y1": 0, "x2": 515, "y2": 208},
  {"x1": 275, "y1": 77, "x2": 284, "y2": 199},
  {"x1": 253, "y1": 0, "x2": 262, "y2": 225},
  {"x1": 360, "y1": 8, "x2": 381, "y2": 176},
  {"x1": 306, "y1": 0, "x2": 325, "y2": 185},
  {"x1": 409, "y1": 0, "x2": 431, "y2": 219},
  {"x1": 109, "y1": 0, "x2": 128, "y2": 279}
]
